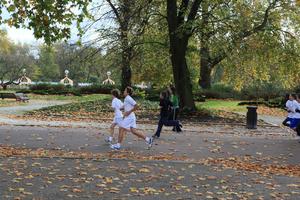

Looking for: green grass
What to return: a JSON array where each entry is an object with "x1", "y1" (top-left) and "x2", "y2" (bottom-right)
[
  {"x1": 0, "y1": 99, "x2": 28, "y2": 107},
  {"x1": 196, "y1": 99, "x2": 247, "y2": 113}
]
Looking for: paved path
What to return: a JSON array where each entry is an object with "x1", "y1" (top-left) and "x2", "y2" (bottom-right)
[
  {"x1": 0, "y1": 124, "x2": 299, "y2": 199},
  {"x1": 236, "y1": 111, "x2": 284, "y2": 126},
  {"x1": 0, "y1": 101, "x2": 299, "y2": 199},
  {"x1": 0, "y1": 100, "x2": 69, "y2": 115}
]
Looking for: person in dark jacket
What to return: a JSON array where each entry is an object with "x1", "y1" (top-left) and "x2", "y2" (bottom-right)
[{"x1": 153, "y1": 91, "x2": 182, "y2": 138}]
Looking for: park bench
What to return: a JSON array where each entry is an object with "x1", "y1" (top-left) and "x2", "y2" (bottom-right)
[{"x1": 0, "y1": 92, "x2": 29, "y2": 102}]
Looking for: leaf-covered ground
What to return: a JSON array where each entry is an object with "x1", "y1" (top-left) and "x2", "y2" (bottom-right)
[
  {"x1": 0, "y1": 124, "x2": 299, "y2": 199},
  {"x1": 24, "y1": 97, "x2": 269, "y2": 125}
]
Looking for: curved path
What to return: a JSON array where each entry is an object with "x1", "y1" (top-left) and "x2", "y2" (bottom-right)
[{"x1": 0, "y1": 100, "x2": 70, "y2": 115}]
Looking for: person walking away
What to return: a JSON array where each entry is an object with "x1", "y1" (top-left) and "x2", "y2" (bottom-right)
[
  {"x1": 110, "y1": 87, "x2": 153, "y2": 150},
  {"x1": 294, "y1": 94, "x2": 300, "y2": 140},
  {"x1": 282, "y1": 94, "x2": 297, "y2": 127}
]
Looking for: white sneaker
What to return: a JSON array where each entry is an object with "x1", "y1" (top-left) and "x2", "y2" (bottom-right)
[
  {"x1": 110, "y1": 144, "x2": 120, "y2": 150},
  {"x1": 147, "y1": 137, "x2": 154, "y2": 149},
  {"x1": 105, "y1": 137, "x2": 112, "y2": 144}
]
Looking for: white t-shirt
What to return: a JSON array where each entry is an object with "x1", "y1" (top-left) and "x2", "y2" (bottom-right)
[
  {"x1": 124, "y1": 95, "x2": 137, "y2": 118},
  {"x1": 286, "y1": 100, "x2": 296, "y2": 118},
  {"x1": 294, "y1": 101, "x2": 300, "y2": 119},
  {"x1": 112, "y1": 98, "x2": 123, "y2": 118}
]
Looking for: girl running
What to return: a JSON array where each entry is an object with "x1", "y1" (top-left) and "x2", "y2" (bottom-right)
[
  {"x1": 153, "y1": 91, "x2": 182, "y2": 138},
  {"x1": 110, "y1": 87, "x2": 153, "y2": 150},
  {"x1": 105, "y1": 89, "x2": 123, "y2": 144}
]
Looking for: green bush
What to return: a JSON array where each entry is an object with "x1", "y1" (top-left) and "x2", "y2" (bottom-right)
[
  {"x1": 294, "y1": 85, "x2": 300, "y2": 94},
  {"x1": 18, "y1": 83, "x2": 122, "y2": 96},
  {"x1": 144, "y1": 88, "x2": 160, "y2": 101},
  {"x1": 195, "y1": 83, "x2": 240, "y2": 100},
  {"x1": 241, "y1": 82, "x2": 284, "y2": 101},
  {"x1": 78, "y1": 84, "x2": 120, "y2": 94},
  {"x1": 132, "y1": 88, "x2": 146, "y2": 99},
  {"x1": 30, "y1": 83, "x2": 65, "y2": 91}
]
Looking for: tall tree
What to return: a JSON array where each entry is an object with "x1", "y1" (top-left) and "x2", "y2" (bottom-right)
[
  {"x1": 0, "y1": 0, "x2": 90, "y2": 44},
  {"x1": 166, "y1": 0, "x2": 201, "y2": 110},
  {"x1": 0, "y1": 30, "x2": 35, "y2": 89},
  {"x1": 88, "y1": 0, "x2": 153, "y2": 90},
  {"x1": 38, "y1": 45, "x2": 60, "y2": 81},
  {"x1": 197, "y1": 0, "x2": 296, "y2": 89}
]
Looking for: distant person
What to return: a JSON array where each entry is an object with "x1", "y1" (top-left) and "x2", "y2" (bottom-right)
[
  {"x1": 282, "y1": 94, "x2": 297, "y2": 127},
  {"x1": 168, "y1": 85, "x2": 180, "y2": 131},
  {"x1": 110, "y1": 87, "x2": 153, "y2": 150},
  {"x1": 105, "y1": 89, "x2": 123, "y2": 144},
  {"x1": 294, "y1": 94, "x2": 300, "y2": 139},
  {"x1": 291, "y1": 94, "x2": 300, "y2": 131},
  {"x1": 153, "y1": 91, "x2": 182, "y2": 138}
]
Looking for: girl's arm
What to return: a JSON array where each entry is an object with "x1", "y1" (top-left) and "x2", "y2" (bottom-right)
[{"x1": 124, "y1": 104, "x2": 138, "y2": 116}]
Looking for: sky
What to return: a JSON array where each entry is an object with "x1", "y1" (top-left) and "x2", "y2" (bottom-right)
[
  {"x1": 0, "y1": 1, "x2": 110, "y2": 46},
  {"x1": 4, "y1": 26, "x2": 39, "y2": 44},
  {"x1": 0, "y1": 7, "x2": 87, "y2": 45}
]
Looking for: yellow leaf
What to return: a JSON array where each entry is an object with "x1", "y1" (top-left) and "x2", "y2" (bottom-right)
[
  {"x1": 139, "y1": 168, "x2": 150, "y2": 173},
  {"x1": 130, "y1": 187, "x2": 139, "y2": 193}
]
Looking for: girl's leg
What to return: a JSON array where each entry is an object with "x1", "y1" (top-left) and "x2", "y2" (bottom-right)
[
  {"x1": 110, "y1": 123, "x2": 117, "y2": 137},
  {"x1": 118, "y1": 127, "x2": 127, "y2": 144},
  {"x1": 130, "y1": 128, "x2": 146, "y2": 140},
  {"x1": 154, "y1": 118, "x2": 164, "y2": 138}
]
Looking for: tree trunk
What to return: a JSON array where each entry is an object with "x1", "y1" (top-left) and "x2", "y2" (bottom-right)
[
  {"x1": 199, "y1": 46, "x2": 212, "y2": 89},
  {"x1": 198, "y1": 1, "x2": 212, "y2": 89},
  {"x1": 119, "y1": 1, "x2": 132, "y2": 91},
  {"x1": 169, "y1": 38, "x2": 196, "y2": 110},
  {"x1": 2, "y1": 84, "x2": 7, "y2": 90},
  {"x1": 121, "y1": 53, "x2": 132, "y2": 90},
  {"x1": 120, "y1": 29, "x2": 132, "y2": 90},
  {"x1": 171, "y1": 50, "x2": 195, "y2": 110},
  {"x1": 167, "y1": 0, "x2": 196, "y2": 110}
]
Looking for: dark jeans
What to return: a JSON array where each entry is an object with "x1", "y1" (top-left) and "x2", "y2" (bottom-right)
[
  {"x1": 155, "y1": 117, "x2": 180, "y2": 137},
  {"x1": 282, "y1": 117, "x2": 291, "y2": 127},
  {"x1": 296, "y1": 122, "x2": 300, "y2": 136},
  {"x1": 169, "y1": 108, "x2": 179, "y2": 129}
]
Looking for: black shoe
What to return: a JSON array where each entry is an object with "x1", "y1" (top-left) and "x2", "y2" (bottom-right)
[
  {"x1": 152, "y1": 134, "x2": 159, "y2": 139},
  {"x1": 172, "y1": 127, "x2": 176, "y2": 132},
  {"x1": 176, "y1": 126, "x2": 182, "y2": 132}
]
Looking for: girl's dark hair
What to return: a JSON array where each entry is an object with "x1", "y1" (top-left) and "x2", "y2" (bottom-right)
[
  {"x1": 170, "y1": 85, "x2": 177, "y2": 95},
  {"x1": 111, "y1": 89, "x2": 120, "y2": 98},
  {"x1": 284, "y1": 94, "x2": 290, "y2": 104},
  {"x1": 125, "y1": 86, "x2": 134, "y2": 96},
  {"x1": 161, "y1": 91, "x2": 168, "y2": 99},
  {"x1": 291, "y1": 93, "x2": 297, "y2": 99},
  {"x1": 166, "y1": 88, "x2": 171, "y2": 98}
]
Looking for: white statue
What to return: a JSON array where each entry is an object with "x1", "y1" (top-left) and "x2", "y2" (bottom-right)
[
  {"x1": 102, "y1": 71, "x2": 115, "y2": 85},
  {"x1": 19, "y1": 68, "x2": 32, "y2": 85},
  {"x1": 60, "y1": 69, "x2": 74, "y2": 86}
]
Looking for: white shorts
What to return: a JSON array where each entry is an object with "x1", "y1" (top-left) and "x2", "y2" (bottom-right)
[
  {"x1": 113, "y1": 117, "x2": 123, "y2": 126},
  {"x1": 119, "y1": 116, "x2": 137, "y2": 130}
]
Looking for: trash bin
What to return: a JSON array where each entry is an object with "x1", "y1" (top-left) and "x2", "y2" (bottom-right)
[{"x1": 246, "y1": 106, "x2": 257, "y2": 129}]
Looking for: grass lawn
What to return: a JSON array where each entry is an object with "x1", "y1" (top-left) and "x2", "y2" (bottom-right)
[
  {"x1": 197, "y1": 99, "x2": 286, "y2": 117},
  {"x1": 0, "y1": 99, "x2": 28, "y2": 107},
  {"x1": 197, "y1": 99, "x2": 247, "y2": 113}
]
